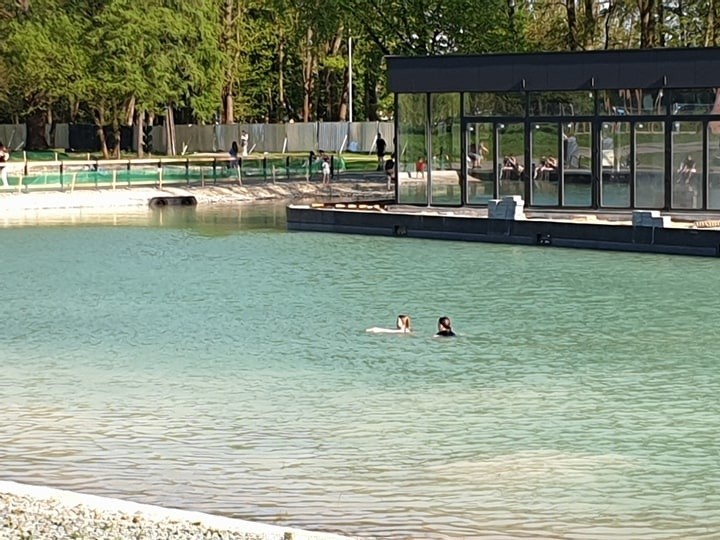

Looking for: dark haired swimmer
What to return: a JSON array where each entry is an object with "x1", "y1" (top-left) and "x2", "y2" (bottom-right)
[
  {"x1": 366, "y1": 314, "x2": 412, "y2": 334},
  {"x1": 435, "y1": 316, "x2": 456, "y2": 337}
]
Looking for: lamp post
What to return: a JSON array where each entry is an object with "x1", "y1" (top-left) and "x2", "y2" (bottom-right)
[{"x1": 348, "y1": 36, "x2": 353, "y2": 123}]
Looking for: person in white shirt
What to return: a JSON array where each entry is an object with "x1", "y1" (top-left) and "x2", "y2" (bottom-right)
[{"x1": 0, "y1": 142, "x2": 9, "y2": 187}]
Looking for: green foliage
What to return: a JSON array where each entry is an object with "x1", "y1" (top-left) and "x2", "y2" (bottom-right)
[
  {"x1": 2, "y1": 0, "x2": 720, "y2": 133},
  {"x1": 2, "y1": 8, "x2": 87, "y2": 111}
]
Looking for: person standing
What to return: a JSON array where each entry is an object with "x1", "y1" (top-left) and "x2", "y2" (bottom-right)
[
  {"x1": 240, "y1": 130, "x2": 249, "y2": 157},
  {"x1": 375, "y1": 133, "x2": 387, "y2": 170},
  {"x1": 321, "y1": 155, "x2": 331, "y2": 186},
  {"x1": 228, "y1": 141, "x2": 239, "y2": 168},
  {"x1": 0, "y1": 142, "x2": 9, "y2": 187}
]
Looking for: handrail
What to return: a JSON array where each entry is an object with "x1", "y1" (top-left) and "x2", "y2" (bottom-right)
[{"x1": 1, "y1": 152, "x2": 350, "y2": 193}]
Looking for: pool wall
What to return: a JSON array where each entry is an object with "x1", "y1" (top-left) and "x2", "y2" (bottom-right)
[{"x1": 286, "y1": 202, "x2": 720, "y2": 257}]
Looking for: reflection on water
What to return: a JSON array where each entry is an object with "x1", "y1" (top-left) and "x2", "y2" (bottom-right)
[
  {"x1": 1, "y1": 204, "x2": 720, "y2": 539},
  {"x1": 0, "y1": 203, "x2": 287, "y2": 232}
]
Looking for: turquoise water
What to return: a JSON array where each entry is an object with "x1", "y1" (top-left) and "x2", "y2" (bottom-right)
[{"x1": 1, "y1": 204, "x2": 719, "y2": 539}]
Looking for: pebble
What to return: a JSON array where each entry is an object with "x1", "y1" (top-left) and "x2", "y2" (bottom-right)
[{"x1": 0, "y1": 491, "x2": 326, "y2": 540}]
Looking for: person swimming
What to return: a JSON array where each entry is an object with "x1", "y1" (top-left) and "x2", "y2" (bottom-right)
[
  {"x1": 435, "y1": 316, "x2": 456, "y2": 337},
  {"x1": 366, "y1": 314, "x2": 412, "y2": 334}
]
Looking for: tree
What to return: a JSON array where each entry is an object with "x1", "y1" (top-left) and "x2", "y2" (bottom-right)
[
  {"x1": 84, "y1": 0, "x2": 224, "y2": 157},
  {"x1": 1, "y1": 2, "x2": 87, "y2": 149}
]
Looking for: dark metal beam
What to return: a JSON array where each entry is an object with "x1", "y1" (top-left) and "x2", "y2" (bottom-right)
[{"x1": 387, "y1": 48, "x2": 720, "y2": 93}]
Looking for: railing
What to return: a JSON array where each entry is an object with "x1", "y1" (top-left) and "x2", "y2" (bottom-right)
[{"x1": 0, "y1": 154, "x2": 348, "y2": 193}]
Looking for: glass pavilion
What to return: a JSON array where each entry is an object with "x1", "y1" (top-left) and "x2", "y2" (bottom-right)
[{"x1": 388, "y1": 48, "x2": 720, "y2": 211}]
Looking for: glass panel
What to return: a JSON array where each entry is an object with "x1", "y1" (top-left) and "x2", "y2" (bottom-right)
[
  {"x1": 397, "y1": 94, "x2": 427, "y2": 205},
  {"x1": 562, "y1": 123, "x2": 592, "y2": 207},
  {"x1": 634, "y1": 122, "x2": 665, "y2": 209},
  {"x1": 464, "y1": 92, "x2": 525, "y2": 117},
  {"x1": 671, "y1": 121, "x2": 703, "y2": 209},
  {"x1": 529, "y1": 91, "x2": 594, "y2": 117},
  {"x1": 708, "y1": 123, "x2": 720, "y2": 210},
  {"x1": 671, "y1": 88, "x2": 717, "y2": 115},
  {"x1": 600, "y1": 122, "x2": 631, "y2": 207},
  {"x1": 498, "y1": 123, "x2": 525, "y2": 198},
  {"x1": 466, "y1": 122, "x2": 494, "y2": 205},
  {"x1": 530, "y1": 123, "x2": 559, "y2": 206},
  {"x1": 599, "y1": 89, "x2": 665, "y2": 115},
  {"x1": 430, "y1": 93, "x2": 461, "y2": 205}
]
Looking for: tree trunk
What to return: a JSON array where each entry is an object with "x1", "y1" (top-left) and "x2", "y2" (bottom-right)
[
  {"x1": 565, "y1": 0, "x2": 579, "y2": 50},
  {"x1": 338, "y1": 66, "x2": 349, "y2": 122},
  {"x1": 582, "y1": 0, "x2": 595, "y2": 47},
  {"x1": 220, "y1": 0, "x2": 236, "y2": 124},
  {"x1": 25, "y1": 108, "x2": 49, "y2": 150},
  {"x1": 47, "y1": 108, "x2": 55, "y2": 149},
  {"x1": 136, "y1": 111, "x2": 144, "y2": 158},
  {"x1": 112, "y1": 118, "x2": 121, "y2": 159},
  {"x1": 302, "y1": 28, "x2": 316, "y2": 122},
  {"x1": 278, "y1": 30, "x2": 286, "y2": 121},
  {"x1": 603, "y1": 1, "x2": 614, "y2": 49},
  {"x1": 704, "y1": 1, "x2": 714, "y2": 46},
  {"x1": 638, "y1": 0, "x2": 657, "y2": 48},
  {"x1": 165, "y1": 106, "x2": 176, "y2": 156},
  {"x1": 223, "y1": 90, "x2": 235, "y2": 124},
  {"x1": 94, "y1": 106, "x2": 109, "y2": 159},
  {"x1": 124, "y1": 96, "x2": 135, "y2": 127},
  {"x1": 364, "y1": 74, "x2": 379, "y2": 122},
  {"x1": 325, "y1": 32, "x2": 343, "y2": 121}
]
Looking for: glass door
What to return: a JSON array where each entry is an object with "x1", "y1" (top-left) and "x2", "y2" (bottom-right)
[
  {"x1": 671, "y1": 121, "x2": 703, "y2": 209},
  {"x1": 634, "y1": 121, "x2": 665, "y2": 208},
  {"x1": 466, "y1": 122, "x2": 494, "y2": 204},
  {"x1": 600, "y1": 121, "x2": 631, "y2": 207},
  {"x1": 530, "y1": 123, "x2": 560, "y2": 206},
  {"x1": 562, "y1": 122, "x2": 592, "y2": 207},
  {"x1": 497, "y1": 123, "x2": 525, "y2": 198},
  {"x1": 708, "y1": 122, "x2": 720, "y2": 210}
]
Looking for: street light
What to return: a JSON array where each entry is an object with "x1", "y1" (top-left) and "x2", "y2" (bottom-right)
[{"x1": 348, "y1": 36, "x2": 353, "y2": 123}]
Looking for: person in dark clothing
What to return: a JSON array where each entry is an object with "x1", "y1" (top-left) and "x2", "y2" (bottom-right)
[
  {"x1": 384, "y1": 153, "x2": 395, "y2": 190},
  {"x1": 375, "y1": 133, "x2": 387, "y2": 170},
  {"x1": 435, "y1": 316, "x2": 456, "y2": 337},
  {"x1": 228, "y1": 141, "x2": 239, "y2": 168}
]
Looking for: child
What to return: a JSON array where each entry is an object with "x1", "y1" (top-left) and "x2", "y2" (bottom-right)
[
  {"x1": 415, "y1": 157, "x2": 426, "y2": 178},
  {"x1": 321, "y1": 156, "x2": 331, "y2": 186}
]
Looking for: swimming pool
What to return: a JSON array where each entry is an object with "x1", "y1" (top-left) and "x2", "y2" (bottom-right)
[{"x1": 1, "y1": 203, "x2": 718, "y2": 539}]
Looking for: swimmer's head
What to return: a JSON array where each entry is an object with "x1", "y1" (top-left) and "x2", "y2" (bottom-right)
[
  {"x1": 438, "y1": 316, "x2": 452, "y2": 331},
  {"x1": 396, "y1": 314, "x2": 411, "y2": 331}
]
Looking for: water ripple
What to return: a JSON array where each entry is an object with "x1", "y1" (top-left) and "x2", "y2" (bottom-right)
[{"x1": 1, "y1": 206, "x2": 720, "y2": 538}]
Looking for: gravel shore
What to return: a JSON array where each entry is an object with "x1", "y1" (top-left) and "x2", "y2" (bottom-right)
[
  {"x1": 0, "y1": 178, "x2": 390, "y2": 214},
  {"x1": 0, "y1": 481, "x2": 356, "y2": 540}
]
